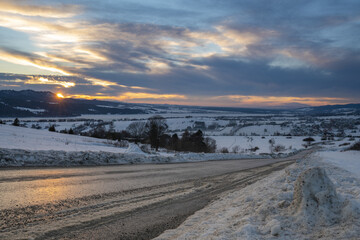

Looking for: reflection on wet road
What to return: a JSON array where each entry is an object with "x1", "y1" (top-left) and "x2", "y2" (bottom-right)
[
  {"x1": 0, "y1": 150, "x2": 313, "y2": 239},
  {"x1": 1, "y1": 158, "x2": 282, "y2": 209}
]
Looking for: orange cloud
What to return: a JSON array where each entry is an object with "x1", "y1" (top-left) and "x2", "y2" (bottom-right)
[
  {"x1": 0, "y1": 1, "x2": 81, "y2": 18},
  {"x1": 58, "y1": 92, "x2": 351, "y2": 108},
  {"x1": 67, "y1": 92, "x2": 187, "y2": 102},
  {"x1": 25, "y1": 76, "x2": 75, "y2": 88},
  {"x1": 0, "y1": 48, "x2": 70, "y2": 75},
  {"x1": 211, "y1": 95, "x2": 349, "y2": 107}
]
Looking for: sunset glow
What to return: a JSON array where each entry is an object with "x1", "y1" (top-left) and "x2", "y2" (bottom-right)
[
  {"x1": 56, "y1": 93, "x2": 64, "y2": 98},
  {"x1": 0, "y1": 1, "x2": 358, "y2": 108}
]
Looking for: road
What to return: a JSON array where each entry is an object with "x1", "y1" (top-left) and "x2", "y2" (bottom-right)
[{"x1": 0, "y1": 150, "x2": 313, "y2": 240}]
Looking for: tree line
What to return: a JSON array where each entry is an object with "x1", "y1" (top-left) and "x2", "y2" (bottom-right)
[
  {"x1": 125, "y1": 115, "x2": 216, "y2": 153},
  {"x1": 82, "y1": 115, "x2": 216, "y2": 153}
]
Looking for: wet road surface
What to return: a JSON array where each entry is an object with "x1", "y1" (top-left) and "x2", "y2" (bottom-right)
[{"x1": 0, "y1": 150, "x2": 312, "y2": 239}]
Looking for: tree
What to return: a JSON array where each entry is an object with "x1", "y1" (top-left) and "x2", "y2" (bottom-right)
[
  {"x1": 303, "y1": 137, "x2": 315, "y2": 146},
  {"x1": 170, "y1": 133, "x2": 180, "y2": 151},
  {"x1": 12, "y1": 118, "x2": 20, "y2": 126},
  {"x1": 48, "y1": 125, "x2": 56, "y2": 132},
  {"x1": 146, "y1": 115, "x2": 168, "y2": 151},
  {"x1": 190, "y1": 130, "x2": 207, "y2": 152},
  {"x1": 126, "y1": 121, "x2": 146, "y2": 143},
  {"x1": 204, "y1": 137, "x2": 217, "y2": 153},
  {"x1": 269, "y1": 138, "x2": 275, "y2": 153},
  {"x1": 68, "y1": 128, "x2": 74, "y2": 134}
]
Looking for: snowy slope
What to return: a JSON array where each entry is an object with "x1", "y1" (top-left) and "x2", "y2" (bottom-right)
[
  {"x1": 156, "y1": 149, "x2": 360, "y2": 240},
  {"x1": 0, "y1": 124, "x2": 273, "y2": 167},
  {"x1": 0, "y1": 124, "x2": 129, "y2": 153}
]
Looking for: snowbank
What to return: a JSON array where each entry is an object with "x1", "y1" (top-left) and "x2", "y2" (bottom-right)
[
  {"x1": 156, "y1": 151, "x2": 360, "y2": 240},
  {"x1": 318, "y1": 150, "x2": 360, "y2": 178},
  {"x1": 0, "y1": 147, "x2": 273, "y2": 167}
]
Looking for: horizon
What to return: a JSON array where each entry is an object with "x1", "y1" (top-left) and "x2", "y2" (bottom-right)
[
  {"x1": 3, "y1": 88, "x2": 360, "y2": 110},
  {"x1": 0, "y1": 1, "x2": 359, "y2": 108}
]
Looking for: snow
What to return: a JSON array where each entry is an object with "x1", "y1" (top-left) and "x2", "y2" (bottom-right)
[
  {"x1": 156, "y1": 148, "x2": 360, "y2": 240},
  {"x1": 14, "y1": 107, "x2": 46, "y2": 114},
  {"x1": 235, "y1": 124, "x2": 289, "y2": 136},
  {"x1": 318, "y1": 150, "x2": 360, "y2": 177},
  {"x1": 0, "y1": 124, "x2": 272, "y2": 167},
  {"x1": 0, "y1": 124, "x2": 127, "y2": 153},
  {"x1": 212, "y1": 136, "x2": 320, "y2": 154},
  {"x1": 124, "y1": 143, "x2": 146, "y2": 155}
]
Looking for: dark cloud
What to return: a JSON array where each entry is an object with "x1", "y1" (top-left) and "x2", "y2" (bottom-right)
[{"x1": 0, "y1": 0, "x2": 359, "y2": 105}]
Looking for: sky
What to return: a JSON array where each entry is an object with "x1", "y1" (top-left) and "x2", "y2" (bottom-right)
[{"x1": 0, "y1": 0, "x2": 359, "y2": 108}]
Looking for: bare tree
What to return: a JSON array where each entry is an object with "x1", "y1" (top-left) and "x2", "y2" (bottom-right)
[
  {"x1": 146, "y1": 115, "x2": 168, "y2": 151},
  {"x1": 126, "y1": 121, "x2": 146, "y2": 143}
]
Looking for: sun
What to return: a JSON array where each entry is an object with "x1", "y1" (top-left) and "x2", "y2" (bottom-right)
[{"x1": 57, "y1": 93, "x2": 65, "y2": 98}]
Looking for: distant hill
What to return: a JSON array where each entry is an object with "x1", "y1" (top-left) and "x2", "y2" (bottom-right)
[
  {"x1": 0, "y1": 90, "x2": 145, "y2": 117},
  {"x1": 296, "y1": 103, "x2": 360, "y2": 115},
  {"x1": 0, "y1": 90, "x2": 359, "y2": 117}
]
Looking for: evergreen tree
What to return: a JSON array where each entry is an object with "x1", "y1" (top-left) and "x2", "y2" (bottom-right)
[
  {"x1": 49, "y1": 125, "x2": 56, "y2": 132},
  {"x1": 12, "y1": 118, "x2": 20, "y2": 126}
]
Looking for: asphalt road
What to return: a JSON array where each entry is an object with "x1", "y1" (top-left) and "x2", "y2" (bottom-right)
[{"x1": 0, "y1": 150, "x2": 313, "y2": 240}]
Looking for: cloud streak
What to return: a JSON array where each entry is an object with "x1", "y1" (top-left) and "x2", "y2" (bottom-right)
[{"x1": 0, "y1": 0, "x2": 359, "y2": 107}]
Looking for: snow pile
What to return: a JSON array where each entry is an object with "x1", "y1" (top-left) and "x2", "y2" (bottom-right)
[
  {"x1": 171, "y1": 152, "x2": 270, "y2": 163},
  {"x1": 0, "y1": 148, "x2": 273, "y2": 167},
  {"x1": 156, "y1": 152, "x2": 360, "y2": 240},
  {"x1": 318, "y1": 150, "x2": 360, "y2": 178},
  {"x1": 124, "y1": 143, "x2": 146, "y2": 155},
  {"x1": 291, "y1": 167, "x2": 342, "y2": 226},
  {"x1": 0, "y1": 148, "x2": 168, "y2": 166}
]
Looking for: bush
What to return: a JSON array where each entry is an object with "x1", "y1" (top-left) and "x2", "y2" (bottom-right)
[
  {"x1": 12, "y1": 118, "x2": 20, "y2": 126},
  {"x1": 250, "y1": 146, "x2": 259, "y2": 152},
  {"x1": 347, "y1": 142, "x2": 360, "y2": 151},
  {"x1": 219, "y1": 147, "x2": 229, "y2": 153},
  {"x1": 303, "y1": 137, "x2": 315, "y2": 145},
  {"x1": 48, "y1": 125, "x2": 56, "y2": 132},
  {"x1": 232, "y1": 145, "x2": 240, "y2": 153},
  {"x1": 273, "y1": 144, "x2": 286, "y2": 152}
]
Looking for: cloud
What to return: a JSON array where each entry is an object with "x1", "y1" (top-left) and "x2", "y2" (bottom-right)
[
  {"x1": 25, "y1": 76, "x2": 75, "y2": 88},
  {"x1": 0, "y1": 0, "x2": 359, "y2": 107},
  {"x1": 0, "y1": 0, "x2": 81, "y2": 18},
  {"x1": 211, "y1": 95, "x2": 349, "y2": 107},
  {"x1": 0, "y1": 48, "x2": 70, "y2": 75},
  {"x1": 67, "y1": 92, "x2": 187, "y2": 102}
]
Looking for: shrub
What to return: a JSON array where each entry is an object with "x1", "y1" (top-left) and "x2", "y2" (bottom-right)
[
  {"x1": 12, "y1": 118, "x2": 20, "y2": 126},
  {"x1": 220, "y1": 147, "x2": 229, "y2": 153},
  {"x1": 303, "y1": 137, "x2": 315, "y2": 145},
  {"x1": 232, "y1": 145, "x2": 240, "y2": 153},
  {"x1": 347, "y1": 142, "x2": 360, "y2": 151},
  {"x1": 250, "y1": 146, "x2": 259, "y2": 152},
  {"x1": 48, "y1": 125, "x2": 56, "y2": 132},
  {"x1": 274, "y1": 144, "x2": 286, "y2": 152}
]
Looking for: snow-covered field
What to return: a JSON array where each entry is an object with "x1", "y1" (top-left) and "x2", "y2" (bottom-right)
[
  {"x1": 156, "y1": 147, "x2": 360, "y2": 240},
  {"x1": 0, "y1": 124, "x2": 127, "y2": 153},
  {"x1": 0, "y1": 124, "x2": 271, "y2": 167},
  {"x1": 1, "y1": 113, "x2": 359, "y2": 237},
  {"x1": 211, "y1": 136, "x2": 321, "y2": 154}
]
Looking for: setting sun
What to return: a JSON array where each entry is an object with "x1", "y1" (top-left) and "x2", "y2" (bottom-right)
[{"x1": 56, "y1": 93, "x2": 64, "y2": 98}]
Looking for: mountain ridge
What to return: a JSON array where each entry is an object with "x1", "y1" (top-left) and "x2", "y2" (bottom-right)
[{"x1": 0, "y1": 90, "x2": 359, "y2": 117}]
